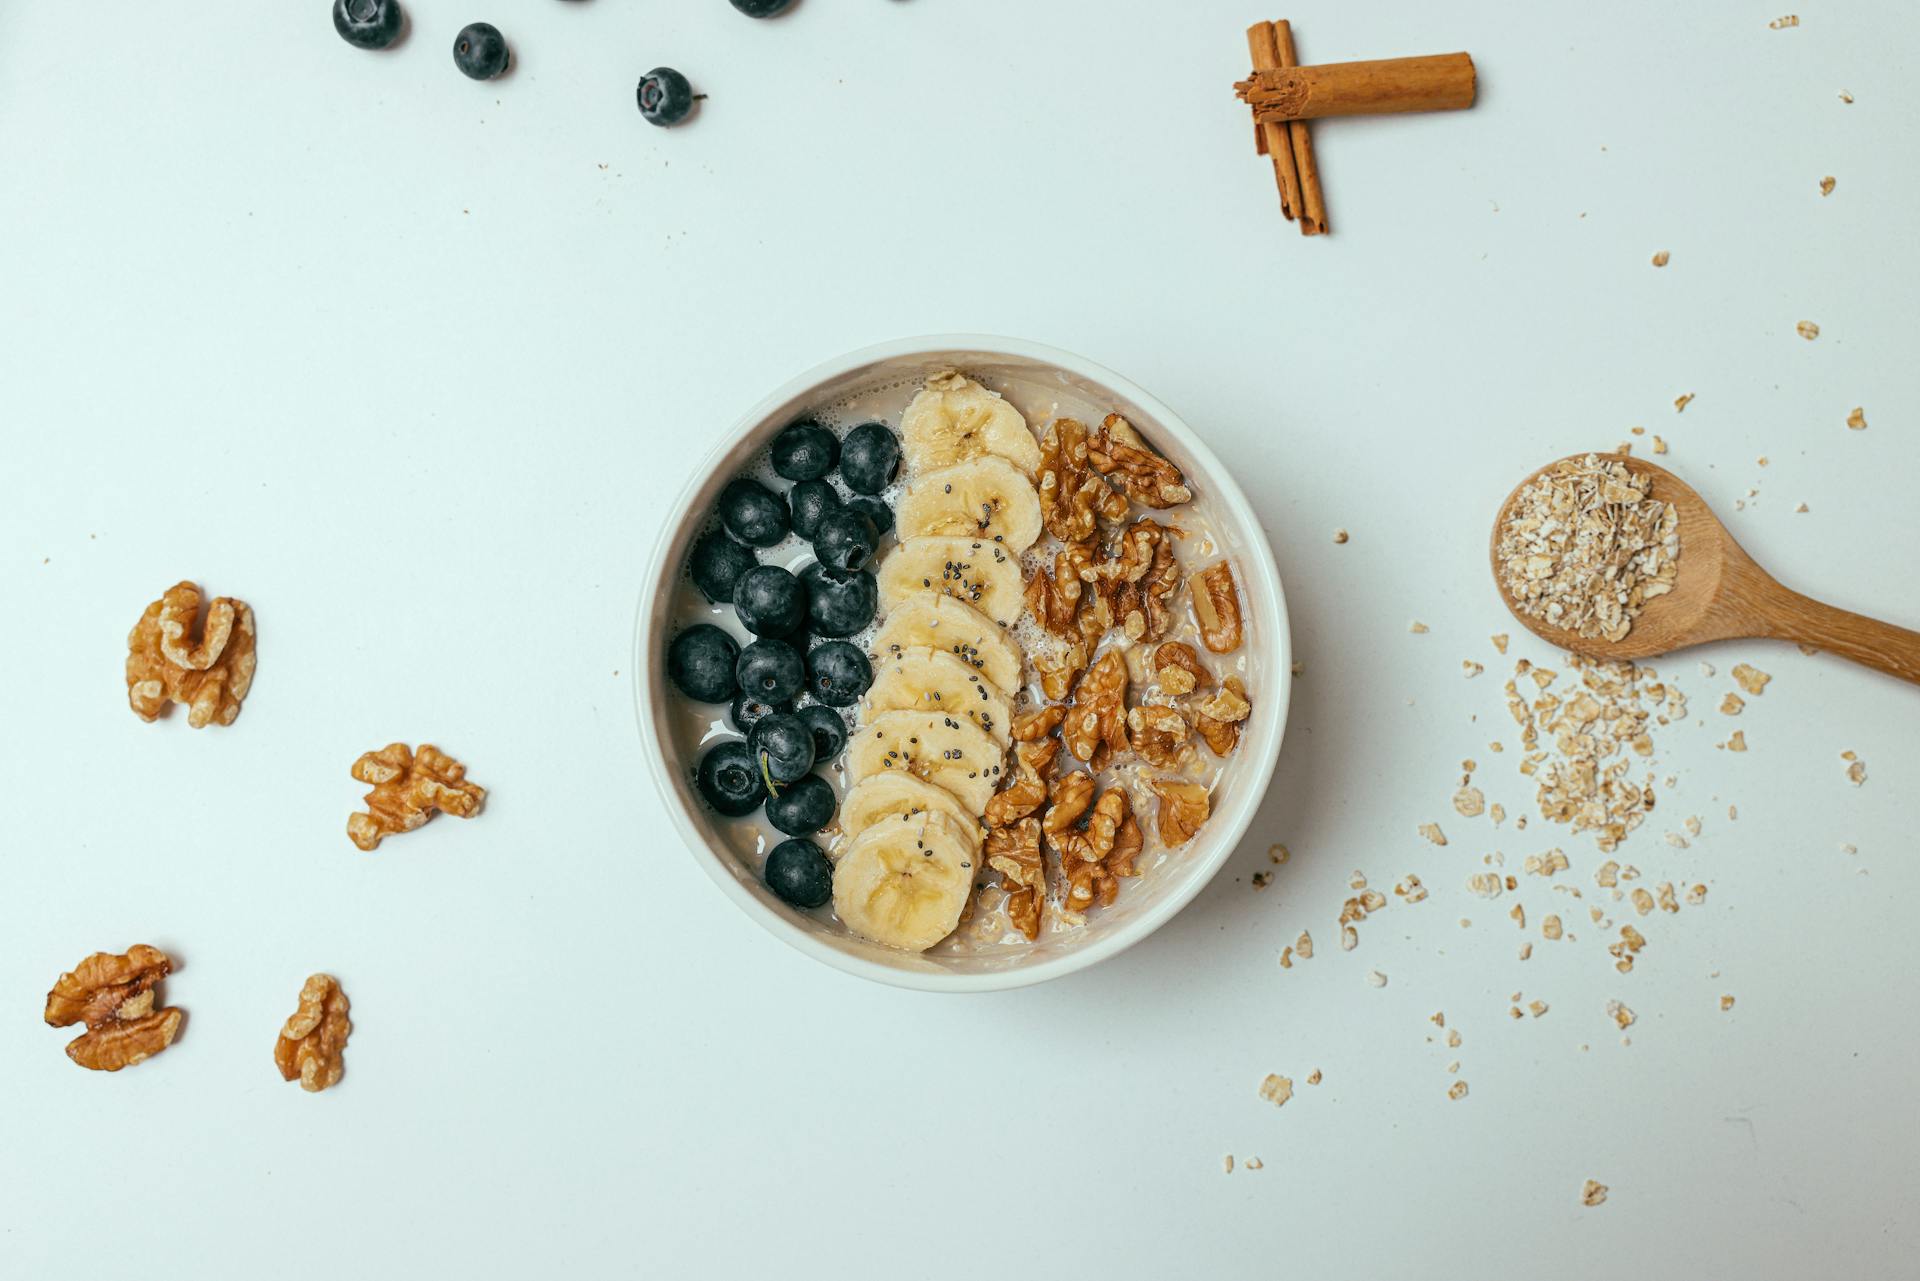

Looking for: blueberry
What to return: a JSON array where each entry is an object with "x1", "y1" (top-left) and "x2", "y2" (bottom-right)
[
  {"x1": 807, "y1": 640, "x2": 872, "y2": 708},
  {"x1": 695, "y1": 740, "x2": 764, "y2": 817},
  {"x1": 763, "y1": 838, "x2": 833, "y2": 909},
  {"x1": 844, "y1": 494, "x2": 893, "y2": 537},
  {"x1": 637, "y1": 67, "x2": 694, "y2": 127},
  {"x1": 765, "y1": 774, "x2": 835, "y2": 836},
  {"x1": 801, "y1": 564, "x2": 878, "y2": 637},
  {"x1": 795, "y1": 704, "x2": 848, "y2": 762},
  {"x1": 813, "y1": 509, "x2": 878, "y2": 571},
  {"x1": 728, "y1": 691, "x2": 790, "y2": 735},
  {"x1": 718, "y1": 477, "x2": 789, "y2": 548},
  {"x1": 333, "y1": 0, "x2": 404, "y2": 49},
  {"x1": 786, "y1": 479, "x2": 840, "y2": 541},
  {"x1": 667, "y1": 624, "x2": 739, "y2": 703},
  {"x1": 452, "y1": 22, "x2": 509, "y2": 80},
  {"x1": 735, "y1": 637, "x2": 805, "y2": 704},
  {"x1": 688, "y1": 530, "x2": 757, "y2": 605},
  {"x1": 839, "y1": 422, "x2": 900, "y2": 495},
  {"x1": 748, "y1": 712, "x2": 815, "y2": 787},
  {"x1": 770, "y1": 420, "x2": 839, "y2": 482},
  {"x1": 732, "y1": 564, "x2": 807, "y2": 637},
  {"x1": 730, "y1": 0, "x2": 796, "y2": 16}
]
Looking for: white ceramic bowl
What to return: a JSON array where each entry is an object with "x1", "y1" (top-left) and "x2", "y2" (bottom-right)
[{"x1": 634, "y1": 336, "x2": 1292, "y2": 991}]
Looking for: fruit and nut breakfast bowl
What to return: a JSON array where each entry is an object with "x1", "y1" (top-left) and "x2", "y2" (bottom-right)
[{"x1": 635, "y1": 337, "x2": 1292, "y2": 991}]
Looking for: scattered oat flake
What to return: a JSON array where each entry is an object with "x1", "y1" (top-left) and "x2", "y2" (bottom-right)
[
  {"x1": 1652, "y1": 435, "x2": 1668, "y2": 455},
  {"x1": 1268, "y1": 842, "x2": 1290, "y2": 864},
  {"x1": 1468, "y1": 872, "x2": 1504, "y2": 899},
  {"x1": 1685, "y1": 814, "x2": 1703, "y2": 837},
  {"x1": 1839, "y1": 90, "x2": 1853, "y2": 103},
  {"x1": 1244, "y1": 1157, "x2": 1263, "y2": 1170},
  {"x1": 1447, "y1": 1081, "x2": 1469, "y2": 1101},
  {"x1": 1846, "y1": 757, "x2": 1867, "y2": 786},
  {"x1": 1463, "y1": 660, "x2": 1485, "y2": 679},
  {"x1": 1340, "y1": 925, "x2": 1357, "y2": 951},
  {"x1": 1447, "y1": 1028, "x2": 1461, "y2": 1048},
  {"x1": 1720, "y1": 995, "x2": 1736, "y2": 1011},
  {"x1": 1306, "y1": 1069, "x2": 1321, "y2": 1085},
  {"x1": 1542, "y1": 914, "x2": 1564, "y2": 940},
  {"x1": 1819, "y1": 176, "x2": 1836, "y2": 196},
  {"x1": 1529, "y1": 1000, "x2": 1548, "y2": 1018},
  {"x1": 1224, "y1": 1155, "x2": 1234, "y2": 1174},
  {"x1": 1651, "y1": 251, "x2": 1670, "y2": 268},
  {"x1": 1769, "y1": 14, "x2": 1798, "y2": 28},
  {"x1": 1410, "y1": 620, "x2": 1429, "y2": 634},
  {"x1": 1731, "y1": 664, "x2": 1770, "y2": 695},
  {"x1": 1582, "y1": 1180, "x2": 1610, "y2": 1207},
  {"x1": 1509, "y1": 903, "x2": 1526, "y2": 929},
  {"x1": 1453, "y1": 786, "x2": 1486, "y2": 818},
  {"x1": 1367, "y1": 970, "x2": 1387, "y2": 988},
  {"x1": 1259, "y1": 1074, "x2": 1294, "y2": 1107},
  {"x1": 1419, "y1": 822, "x2": 1448, "y2": 846},
  {"x1": 1295, "y1": 930, "x2": 1313, "y2": 958},
  {"x1": 1491, "y1": 633, "x2": 1509, "y2": 654},
  {"x1": 1726, "y1": 731, "x2": 1747, "y2": 752},
  {"x1": 1795, "y1": 502, "x2": 1809, "y2": 513},
  {"x1": 1720, "y1": 693, "x2": 1745, "y2": 715},
  {"x1": 1333, "y1": 529, "x2": 1349, "y2": 544},
  {"x1": 1847, "y1": 407, "x2": 1867, "y2": 431},
  {"x1": 1796, "y1": 320, "x2": 1820, "y2": 340},
  {"x1": 1673, "y1": 393, "x2": 1693, "y2": 412},
  {"x1": 1687, "y1": 884, "x2": 1707, "y2": 905},
  {"x1": 1607, "y1": 1000, "x2": 1636, "y2": 1029}
]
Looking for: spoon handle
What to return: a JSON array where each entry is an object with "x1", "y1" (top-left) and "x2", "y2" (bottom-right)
[{"x1": 1767, "y1": 587, "x2": 1920, "y2": 687}]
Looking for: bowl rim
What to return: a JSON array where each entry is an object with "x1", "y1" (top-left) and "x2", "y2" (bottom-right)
[{"x1": 632, "y1": 334, "x2": 1293, "y2": 992}]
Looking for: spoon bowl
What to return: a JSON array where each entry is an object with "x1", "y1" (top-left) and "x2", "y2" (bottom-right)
[{"x1": 1491, "y1": 452, "x2": 1920, "y2": 684}]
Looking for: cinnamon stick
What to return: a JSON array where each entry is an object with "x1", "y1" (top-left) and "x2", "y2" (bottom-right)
[
  {"x1": 1244, "y1": 21, "x2": 1299, "y2": 221},
  {"x1": 1274, "y1": 21, "x2": 1327, "y2": 236},
  {"x1": 1237, "y1": 52, "x2": 1477, "y2": 122}
]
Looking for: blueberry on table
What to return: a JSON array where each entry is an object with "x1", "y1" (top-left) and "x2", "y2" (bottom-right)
[
  {"x1": 786, "y1": 479, "x2": 840, "y2": 541},
  {"x1": 801, "y1": 564, "x2": 878, "y2": 637},
  {"x1": 688, "y1": 529, "x2": 757, "y2": 605},
  {"x1": 452, "y1": 23, "x2": 510, "y2": 80},
  {"x1": 735, "y1": 637, "x2": 805, "y2": 704},
  {"x1": 730, "y1": 0, "x2": 796, "y2": 16},
  {"x1": 333, "y1": 0, "x2": 404, "y2": 49},
  {"x1": 795, "y1": 704, "x2": 848, "y2": 762},
  {"x1": 667, "y1": 624, "x2": 739, "y2": 703},
  {"x1": 771, "y1": 421, "x2": 839, "y2": 482},
  {"x1": 764, "y1": 838, "x2": 833, "y2": 909},
  {"x1": 806, "y1": 640, "x2": 871, "y2": 708},
  {"x1": 838, "y1": 422, "x2": 899, "y2": 495},
  {"x1": 728, "y1": 691, "x2": 790, "y2": 735},
  {"x1": 765, "y1": 774, "x2": 835, "y2": 836},
  {"x1": 637, "y1": 67, "x2": 695, "y2": 127},
  {"x1": 748, "y1": 712, "x2": 815, "y2": 787},
  {"x1": 732, "y1": 564, "x2": 807, "y2": 637},
  {"x1": 696, "y1": 741, "x2": 765, "y2": 817},
  {"x1": 812, "y1": 509, "x2": 878, "y2": 571},
  {"x1": 718, "y1": 477, "x2": 790, "y2": 548},
  {"x1": 844, "y1": 494, "x2": 893, "y2": 537}
]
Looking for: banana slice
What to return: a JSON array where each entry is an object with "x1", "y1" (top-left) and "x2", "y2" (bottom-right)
[
  {"x1": 870, "y1": 592, "x2": 1024, "y2": 694},
  {"x1": 877, "y1": 537, "x2": 1025, "y2": 625},
  {"x1": 838, "y1": 773, "x2": 982, "y2": 853},
  {"x1": 832, "y1": 809, "x2": 978, "y2": 953},
  {"x1": 901, "y1": 371, "x2": 1044, "y2": 477},
  {"x1": 864, "y1": 646, "x2": 1014, "y2": 748},
  {"x1": 895, "y1": 458, "x2": 1043, "y2": 553},
  {"x1": 845, "y1": 709, "x2": 1005, "y2": 815}
]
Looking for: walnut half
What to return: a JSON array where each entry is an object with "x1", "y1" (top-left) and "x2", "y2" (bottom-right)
[
  {"x1": 44, "y1": 945, "x2": 183, "y2": 1071},
  {"x1": 1037, "y1": 418, "x2": 1130, "y2": 542},
  {"x1": 275, "y1": 973, "x2": 352, "y2": 1093},
  {"x1": 1063, "y1": 649, "x2": 1129, "y2": 770},
  {"x1": 1150, "y1": 778, "x2": 1212, "y2": 847},
  {"x1": 125, "y1": 581, "x2": 257, "y2": 728},
  {"x1": 1191, "y1": 561, "x2": 1245, "y2": 654},
  {"x1": 1087, "y1": 415, "x2": 1192, "y2": 508},
  {"x1": 347, "y1": 743, "x2": 487, "y2": 851}
]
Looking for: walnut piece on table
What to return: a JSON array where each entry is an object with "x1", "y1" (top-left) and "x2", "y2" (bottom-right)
[
  {"x1": 1063, "y1": 649, "x2": 1129, "y2": 770},
  {"x1": 125, "y1": 581, "x2": 257, "y2": 728},
  {"x1": 43, "y1": 944, "x2": 183, "y2": 1071},
  {"x1": 347, "y1": 742, "x2": 487, "y2": 850},
  {"x1": 275, "y1": 973, "x2": 352, "y2": 1093},
  {"x1": 1036, "y1": 418, "x2": 1130, "y2": 542},
  {"x1": 1191, "y1": 561, "x2": 1244, "y2": 654},
  {"x1": 1087, "y1": 414, "x2": 1192, "y2": 508},
  {"x1": 1150, "y1": 778, "x2": 1211, "y2": 846}
]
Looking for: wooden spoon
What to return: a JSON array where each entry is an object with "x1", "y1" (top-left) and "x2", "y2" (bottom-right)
[{"x1": 1490, "y1": 453, "x2": 1920, "y2": 685}]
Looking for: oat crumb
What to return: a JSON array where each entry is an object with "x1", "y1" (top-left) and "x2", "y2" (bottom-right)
[
  {"x1": 1845, "y1": 756, "x2": 1867, "y2": 786},
  {"x1": 1582, "y1": 1179, "x2": 1610, "y2": 1207},
  {"x1": 1224, "y1": 1154, "x2": 1234, "y2": 1174},
  {"x1": 1847, "y1": 407, "x2": 1868, "y2": 431},
  {"x1": 1819, "y1": 176, "x2": 1836, "y2": 196},
  {"x1": 1720, "y1": 995, "x2": 1736, "y2": 1011},
  {"x1": 1651, "y1": 250, "x2": 1670, "y2": 268},
  {"x1": 1796, "y1": 320, "x2": 1820, "y2": 340},
  {"x1": 1244, "y1": 1156, "x2": 1264, "y2": 1170},
  {"x1": 1606, "y1": 999, "x2": 1636, "y2": 1029},
  {"x1": 1447, "y1": 1080, "x2": 1469, "y2": 1101},
  {"x1": 1491, "y1": 633, "x2": 1509, "y2": 654},
  {"x1": 1720, "y1": 692, "x2": 1745, "y2": 716},
  {"x1": 1529, "y1": 1000, "x2": 1548, "y2": 1018},
  {"x1": 1769, "y1": 14, "x2": 1799, "y2": 28},
  {"x1": 1259, "y1": 1074, "x2": 1294, "y2": 1107},
  {"x1": 1673, "y1": 393, "x2": 1693, "y2": 412},
  {"x1": 1410, "y1": 620, "x2": 1429, "y2": 634},
  {"x1": 1463, "y1": 660, "x2": 1485, "y2": 679},
  {"x1": 1333, "y1": 528, "x2": 1349, "y2": 544},
  {"x1": 1419, "y1": 822, "x2": 1448, "y2": 846},
  {"x1": 1307, "y1": 1069, "x2": 1322, "y2": 1085}
]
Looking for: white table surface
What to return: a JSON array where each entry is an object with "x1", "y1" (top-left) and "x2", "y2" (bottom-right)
[{"x1": 3, "y1": 2, "x2": 1915, "y2": 1277}]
